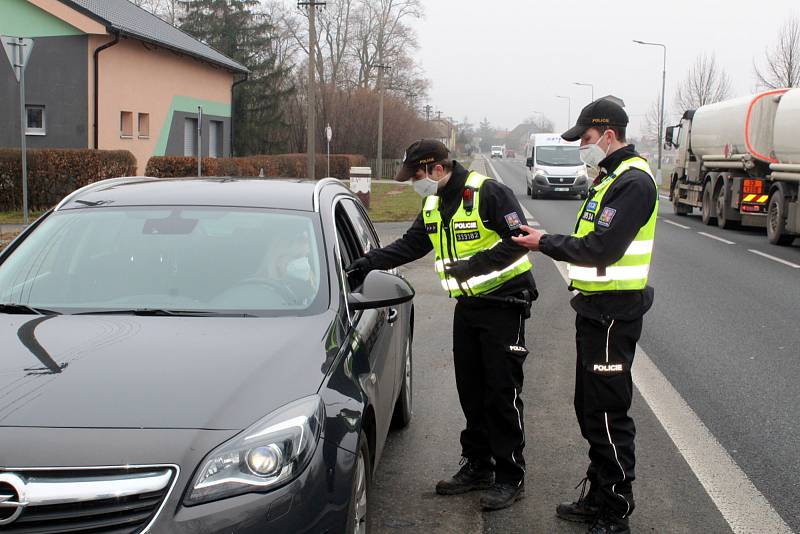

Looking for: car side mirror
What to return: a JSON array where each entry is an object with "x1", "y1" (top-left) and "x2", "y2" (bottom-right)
[
  {"x1": 526, "y1": 157, "x2": 534, "y2": 168},
  {"x1": 347, "y1": 270, "x2": 415, "y2": 310}
]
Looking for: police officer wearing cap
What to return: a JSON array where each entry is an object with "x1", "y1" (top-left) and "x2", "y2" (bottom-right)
[
  {"x1": 348, "y1": 139, "x2": 538, "y2": 511},
  {"x1": 513, "y1": 100, "x2": 657, "y2": 534}
]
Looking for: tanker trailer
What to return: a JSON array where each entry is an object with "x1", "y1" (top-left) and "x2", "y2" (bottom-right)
[
  {"x1": 767, "y1": 88, "x2": 800, "y2": 245},
  {"x1": 665, "y1": 89, "x2": 790, "y2": 232}
]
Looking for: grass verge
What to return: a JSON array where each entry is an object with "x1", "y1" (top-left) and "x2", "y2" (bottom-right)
[
  {"x1": 0, "y1": 211, "x2": 45, "y2": 224},
  {"x1": 0, "y1": 230, "x2": 21, "y2": 252},
  {"x1": 359, "y1": 182, "x2": 420, "y2": 223}
]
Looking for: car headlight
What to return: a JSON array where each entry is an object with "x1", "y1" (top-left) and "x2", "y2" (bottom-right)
[
  {"x1": 184, "y1": 395, "x2": 324, "y2": 506},
  {"x1": 534, "y1": 169, "x2": 547, "y2": 178}
]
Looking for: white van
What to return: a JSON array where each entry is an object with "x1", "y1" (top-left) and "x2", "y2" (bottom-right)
[
  {"x1": 490, "y1": 145, "x2": 504, "y2": 159},
  {"x1": 525, "y1": 133, "x2": 588, "y2": 199}
]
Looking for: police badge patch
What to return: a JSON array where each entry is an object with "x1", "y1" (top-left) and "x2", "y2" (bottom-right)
[
  {"x1": 504, "y1": 212, "x2": 522, "y2": 230},
  {"x1": 597, "y1": 207, "x2": 617, "y2": 227}
]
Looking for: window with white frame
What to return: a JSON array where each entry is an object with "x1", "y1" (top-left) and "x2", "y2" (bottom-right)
[{"x1": 25, "y1": 105, "x2": 46, "y2": 135}]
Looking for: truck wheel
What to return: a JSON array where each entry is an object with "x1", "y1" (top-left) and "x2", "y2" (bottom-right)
[
  {"x1": 701, "y1": 182, "x2": 716, "y2": 225},
  {"x1": 767, "y1": 192, "x2": 795, "y2": 246},
  {"x1": 715, "y1": 185, "x2": 734, "y2": 229}
]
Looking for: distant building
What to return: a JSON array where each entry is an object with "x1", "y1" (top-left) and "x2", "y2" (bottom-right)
[
  {"x1": 1, "y1": 0, "x2": 248, "y2": 172},
  {"x1": 430, "y1": 119, "x2": 457, "y2": 152}
]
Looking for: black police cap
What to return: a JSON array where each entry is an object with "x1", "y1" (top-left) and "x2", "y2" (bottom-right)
[
  {"x1": 562, "y1": 99, "x2": 629, "y2": 142},
  {"x1": 394, "y1": 139, "x2": 450, "y2": 182}
]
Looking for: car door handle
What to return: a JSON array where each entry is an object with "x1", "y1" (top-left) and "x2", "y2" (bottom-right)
[{"x1": 387, "y1": 308, "x2": 399, "y2": 324}]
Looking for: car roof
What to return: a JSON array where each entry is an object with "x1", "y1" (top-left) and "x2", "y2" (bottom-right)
[{"x1": 57, "y1": 177, "x2": 351, "y2": 212}]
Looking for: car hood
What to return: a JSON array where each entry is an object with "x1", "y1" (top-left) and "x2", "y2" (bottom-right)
[{"x1": 0, "y1": 313, "x2": 338, "y2": 430}]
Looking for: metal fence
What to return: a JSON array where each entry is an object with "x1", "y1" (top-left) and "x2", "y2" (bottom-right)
[{"x1": 366, "y1": 159, "x2": 403, "y2": 179}]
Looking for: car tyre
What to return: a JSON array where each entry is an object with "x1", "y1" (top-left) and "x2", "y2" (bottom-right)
[
  {"x1": 391, "y1": 337, "x2": 413, "y2": 429},
  {"x1": 346, "y1": 430, "x2": 372, "y2": 534},
  {"x1": 526, "y1": 182, "x2": 532, "y2": 197},
  {"x1": 767, "y1": 191, "x2": 795, "y2": 246},
  {"x1": 531, "y1": 188, "x2": 539, "y2": 199}
]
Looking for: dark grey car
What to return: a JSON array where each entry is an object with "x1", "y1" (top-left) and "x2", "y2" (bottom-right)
[{"x1": 0, "y1": 177, "x2": 415, "y2": 533}]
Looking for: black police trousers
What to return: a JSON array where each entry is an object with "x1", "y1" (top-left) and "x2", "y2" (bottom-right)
[
  {"x1": 575, "y1": 313, "x2": 642, "y2": 518},
  {"x1": 453, "y1": 299, "x2": 528, "y2": 485}
]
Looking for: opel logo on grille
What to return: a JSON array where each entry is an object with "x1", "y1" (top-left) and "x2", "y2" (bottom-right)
[{"x1": 0, "y1": 473, "x2": 28, "y2": 525}]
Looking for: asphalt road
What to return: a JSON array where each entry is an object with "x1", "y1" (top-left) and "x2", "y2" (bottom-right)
[
  {"x1": 368, "y1": 158, "x2": 745, "y2": 532},
  {"x1": 486, "y1": 156, "x2": 800, "y2": 532}
]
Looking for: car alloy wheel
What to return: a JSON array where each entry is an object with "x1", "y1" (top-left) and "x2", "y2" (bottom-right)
[{"x1": 352, "y1": 452, "x2": 368, "y2": 534}]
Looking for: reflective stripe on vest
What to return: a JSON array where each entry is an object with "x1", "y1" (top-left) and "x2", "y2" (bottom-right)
[
  {"x1": 422, "y1": 172, "x2": 532, "y2": 297},
  {"x1": 568, "y1": 157, "x2": 658, "y2": 293}
]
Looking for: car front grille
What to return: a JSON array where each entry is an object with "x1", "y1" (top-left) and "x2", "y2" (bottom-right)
[
  {"x1": 546, "y1": 176, "x2": 576, "y2": 185},
  {"x1": 0, "y1": 466, "x2": 176, "y2": 534}
]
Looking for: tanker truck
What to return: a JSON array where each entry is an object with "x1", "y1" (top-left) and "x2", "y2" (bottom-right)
[{"x1": 666, "y1": 88, "x2": 800, "y2": 245}]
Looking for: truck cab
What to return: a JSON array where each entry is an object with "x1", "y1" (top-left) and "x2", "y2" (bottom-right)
[
  {"x1": 525, "y1": 134, "x2": 588, "y2": 199},
  {"x1": 490, "y1": 146, "x2": 504, "y2": 159}
]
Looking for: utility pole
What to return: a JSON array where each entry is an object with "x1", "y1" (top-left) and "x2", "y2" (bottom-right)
[
  {"x1": 424, "y1": 104, "x2": 433, "y2": 121},
  {"x1": 299, "y1": 1, "x2": 326, "y2": 180},
  {"x1": 374, "y1": 63, "x2": 390, "y2": 180}
]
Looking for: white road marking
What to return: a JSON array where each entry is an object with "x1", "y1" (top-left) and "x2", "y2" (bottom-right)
[
  {"x1": 659, "y1": 193, "x2": 671, "y2": 200},
  {"x1": 486, "y1": 155, "x2": 793, "y2": 534},
  {"x1": 662, "y1": 219, "x2": 691, "y2": 230},
  {"x1": 698, "y1": 232, "x2": 736, "y2": 245},
  {"x1": 748, "y1": 249, "x2": 800, "y2": 269}
]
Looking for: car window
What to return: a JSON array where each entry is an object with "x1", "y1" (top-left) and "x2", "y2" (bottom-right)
[
  {"x1": 0, "y1": 207, "x2": 328, "y2": 316},
  {"x1": 334, "y1": 204, "x2": 364, "y2": 293},
  {"x1": 340, "y1": 199, "x2": 380, "y2": 253}
]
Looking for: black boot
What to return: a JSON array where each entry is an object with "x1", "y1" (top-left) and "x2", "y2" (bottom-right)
[
  {"x1": 556, "y1": 477, "x2": 601, "y2": 523},
  {"x1": 435, "y1": 458, "x2": 494, "y2": 495},
  {"x1": 587, "y1": 513, "x2": 630, "y2": 533},
  {"x1": 480, "y1": 481, "x2": 525, "y2": 511}
]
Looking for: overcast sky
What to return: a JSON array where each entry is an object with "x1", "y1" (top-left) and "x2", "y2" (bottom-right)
[{"x1": 415, "y1": 0, "x2": 800, "y2": 138}]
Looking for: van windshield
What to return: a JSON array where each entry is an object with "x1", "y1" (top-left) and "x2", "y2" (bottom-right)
[{"x1": 536, "y1": 146, "x2": 582, "y2": 167}]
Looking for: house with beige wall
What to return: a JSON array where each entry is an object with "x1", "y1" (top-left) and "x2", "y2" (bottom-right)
[{"x1": 1, "y1": 0, "x2": 248, "y2": 173}]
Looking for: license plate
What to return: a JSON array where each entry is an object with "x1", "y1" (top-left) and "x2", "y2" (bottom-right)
[{"x1": 554, "y1": 187, "x2": 569, "y2": 192}]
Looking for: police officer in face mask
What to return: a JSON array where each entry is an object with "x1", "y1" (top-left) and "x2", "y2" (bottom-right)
[
  {"x1": 512, "y1": 100, "x2": 658, "y2": 534},
  {"x1": 348, "y1": 139, "x2": 538, "y2": 511}
]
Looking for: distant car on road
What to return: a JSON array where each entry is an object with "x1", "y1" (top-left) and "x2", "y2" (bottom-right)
[
  {"x1": 491, "y1": 145, "x2": 505, "y2": 159},
  {"x1": 505, "y1": 149, "x2": 516, "y2": 159},
  {"x1": 0, "y1": 177, "x2": 415, "y2": 533}
]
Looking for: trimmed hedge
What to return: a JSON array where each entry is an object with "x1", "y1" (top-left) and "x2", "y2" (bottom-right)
[
  {"x1": 0, "y1": 149, "x2": 136, "y2": 211},
  {"x1": 145, "y1": 153, "x2": 367, "y2": 180}
]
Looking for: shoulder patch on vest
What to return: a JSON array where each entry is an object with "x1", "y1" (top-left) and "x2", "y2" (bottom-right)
[
  {"x1": 586, "y1": 200, "x2": 598, "y2": 211},
  {"x1": 504, "y1": 212, "x2": 521, "y2": 230},
  {"x1": 597, "y1": 207, "x2": 617, "y2": 228},
  {"x1": 425, "y1": 222, "x2": 438, "y2": 234},
  {"x1": 581, "y1": 211, "x2": 595, "y2": 223}
]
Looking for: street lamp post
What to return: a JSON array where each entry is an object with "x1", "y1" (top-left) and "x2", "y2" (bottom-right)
[
  {"x1": 555, "y1": 95, "x2": 571, "y2": 130},
  {"x1": 573, "y1": 81, "x2": 594, "y2": 102},
  {"x1": 634, "y1": 39, "x2": 667, "y2": 186}
]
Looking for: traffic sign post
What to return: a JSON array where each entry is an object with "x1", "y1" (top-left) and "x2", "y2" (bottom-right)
[
  {"x1": 325, "y1": 124, "x2": 332, "y2": 178},
  {"x1": 3, "y1": 36, "x2": 34, "y2": 225}
]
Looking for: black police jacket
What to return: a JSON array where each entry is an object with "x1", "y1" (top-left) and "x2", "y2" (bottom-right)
[
  {"x1": 364, "y1": 161, "x2": 537, "y2": 301},
  {"x1": 539, "y1": 145, "x2": 657, "y2": 320}
]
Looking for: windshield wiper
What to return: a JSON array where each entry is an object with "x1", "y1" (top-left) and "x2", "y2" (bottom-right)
[
  {"x1": 75, "y1": 308, "x2": 256, "y2": 317},
  {"x1": 0, "y1": 303, "x2": 61, "y2": 315}
]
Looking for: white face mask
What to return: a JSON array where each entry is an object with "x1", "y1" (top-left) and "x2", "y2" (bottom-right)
[
  {"x1": 579, "y1": 134, "x2": 611, "y2": 170},
  {"x1": 286, "y1": 257, "x2": 311, "y2": 281},
  {"x1": 413, "y1": 166, "x2": 440, "y2": 197}
]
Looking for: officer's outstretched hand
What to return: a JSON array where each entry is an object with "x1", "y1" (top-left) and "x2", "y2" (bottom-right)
[
  {"x1": 347, "y1": 257, "x2": 373, "y2": 278},
  {"x1": 445, "y1": 260, "x2": 473, "y2": 283},
  {"x1": 511, "y1": 225, "x2": 544, "y2": 251}
]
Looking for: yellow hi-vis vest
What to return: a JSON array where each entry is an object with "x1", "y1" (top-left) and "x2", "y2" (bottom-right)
[
  {"x1": 422, "y1": 172, "x2": 532, "y2": 297},
  {"x1": 568, "y1": 157, "x2": 658, "y2": 293}
]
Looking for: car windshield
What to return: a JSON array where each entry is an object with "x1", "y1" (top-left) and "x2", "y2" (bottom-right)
[
  {"x1": 536, "y1": 146, "x2": 582, "y2": 167},
  {"x1": 0, "y1": 207, "x2": 328, "y2": 316}
]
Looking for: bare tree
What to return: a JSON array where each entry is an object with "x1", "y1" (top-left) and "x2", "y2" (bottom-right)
[
  {"x1": 127, "y1": 0, "x2": 183, "y2": 25},
  {"x1": 755, "y1": 17, "x2": 800, "y2": 89},
  {"x1": 642, "y1": 94, "x2": 666, "y2": 147},
  {"x1": 674, "y1": 53, "x2": 732, "y2": 112}
]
